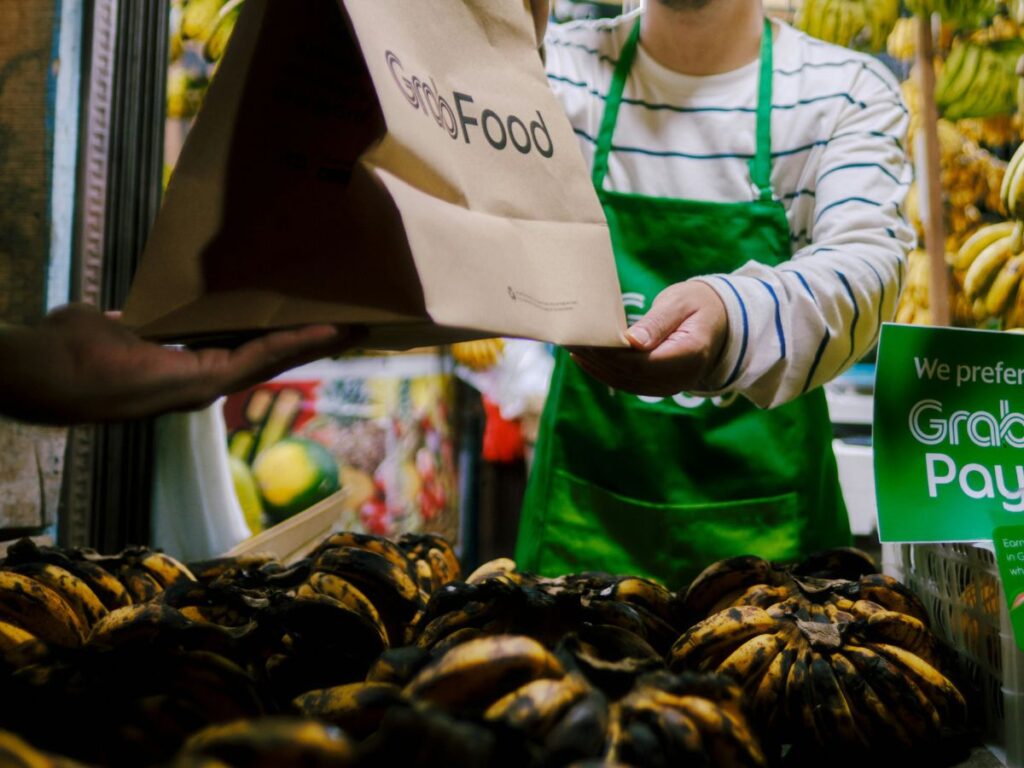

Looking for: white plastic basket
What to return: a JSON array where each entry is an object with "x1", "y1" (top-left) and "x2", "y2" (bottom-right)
[{"x1": 882, "y1": 542, "x2": 1024, "y2": 767}]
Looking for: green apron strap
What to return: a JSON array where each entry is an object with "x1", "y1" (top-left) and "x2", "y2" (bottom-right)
[
  {"x1": 591, "y1": 18, "x2": 641, "y2": 190},
  {"x1": 749, "y1": 17, "x2": 775, "y2": 202}
]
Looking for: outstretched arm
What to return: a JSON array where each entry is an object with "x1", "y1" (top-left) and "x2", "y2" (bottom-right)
[{"x1": 0, "y1": 304, "x2": 359, "y2": 425}]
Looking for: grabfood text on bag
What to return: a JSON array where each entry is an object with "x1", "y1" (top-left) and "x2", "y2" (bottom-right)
[{"x1": 386, "y1": 52, "x2": 554, "y2": 157}]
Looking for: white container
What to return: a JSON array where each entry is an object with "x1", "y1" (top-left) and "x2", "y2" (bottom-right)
[
  {"x1": 882, "y1": 542, "x2": 1024, "y2": 767},
  {"x1": 832, "y1": 439, "x2": 877, "y2": 536}
]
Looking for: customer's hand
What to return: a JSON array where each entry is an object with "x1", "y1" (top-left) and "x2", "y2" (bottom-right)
[
  {"x1": 569, "y1": 281, "x2": 729, "y2": 397},
  {"x1": 0, "y1": 304, "x2": 360, "y2": 425}
]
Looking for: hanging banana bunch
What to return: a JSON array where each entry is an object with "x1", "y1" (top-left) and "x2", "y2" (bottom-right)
[{"x1": 797, "y1": 0, "x2": 899, "y2": 51}]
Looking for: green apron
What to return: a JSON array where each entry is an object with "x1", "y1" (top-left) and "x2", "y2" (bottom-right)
[{"x1": 516, "y1": 17, "x2": 849, "y2": 589}]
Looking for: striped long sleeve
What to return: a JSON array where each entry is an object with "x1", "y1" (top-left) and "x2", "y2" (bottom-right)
[{"x1": 544, "y1": 15, "x2": 914, "y2": 409}]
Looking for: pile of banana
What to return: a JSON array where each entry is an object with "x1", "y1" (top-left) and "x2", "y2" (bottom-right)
[
  {"x1": 936, "y1": 38, "x2": 1024, "y2": 121},
  {"x1": 450, "y1": 338, "x2": 506, "y2": 372},
  {"x1": 0, "y1": 534, "x2": 970, "y2": 766},
  {"x1": 176, "y1": 0, "x2": 243, "y2": 64},
  {"x1": 795, "y1": 0, "x2": 899, "y2": 51},
  {"x1": 673, "y1": 552, "x2": 968, "y2": 756},
  {"x1": 905, "y1": 0, "x2": 997, "y2": 26}
]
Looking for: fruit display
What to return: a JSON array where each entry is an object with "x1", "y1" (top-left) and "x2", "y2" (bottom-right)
[
  {"x1": 905, "y1": 0, "x2": 997, "y2": 27},
  {"x1": 451, "y1": 338, "x2": 506, "y2": 372},
  {"x1": 796, "y1": 0, "x2": 899, "y2": 51},
  {"x1": 936, "y1": 38, "x2": 1024, "y2": 121},
  {"x1": 0, "y1": 530, "x2": 970, "y2": 767},
  {"x1": 224, "y1": 357, "x2": 458, "y2": 539}
]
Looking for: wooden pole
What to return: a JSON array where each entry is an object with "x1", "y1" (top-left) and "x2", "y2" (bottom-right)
[{"x1": 916, "y1": 13, "x2": 951, "y2": 327}]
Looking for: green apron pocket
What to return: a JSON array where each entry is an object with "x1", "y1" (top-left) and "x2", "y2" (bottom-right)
[{"x1": 537, "y1": 468, "x2": 805, "y2": 589}]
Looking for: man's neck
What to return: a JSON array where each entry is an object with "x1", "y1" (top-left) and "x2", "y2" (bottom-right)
[{"x1": 639, "y1": 0, "x2": 764, "y2": 77}]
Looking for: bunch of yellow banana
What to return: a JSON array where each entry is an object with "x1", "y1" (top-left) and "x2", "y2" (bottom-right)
[
  {"x1": 451, "y1": 338, "x2": 506, "y2": 371},
  {"x1": 906, "y1": 0, "x2": 997, "y2": 25},
  {"x1": 796, "y1": 0, "x2": 898, "y2": 50},
  {"x1": 951, "y1": 220, "x2": 1024, "y2": 327},
  {"x1": 936, "y1": 39, "x2": 1024, "y2": 121},
  {"x1": 886, "y1": 17, "x2": 917, "y2": 60}
]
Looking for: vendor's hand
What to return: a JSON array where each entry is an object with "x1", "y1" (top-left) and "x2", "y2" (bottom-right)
[
  {"x1": 1, "y1": 304, "x2": 361, "y2": 425},
  {"x1": 526, "y1": 0, "x2": 550, "y2": 45},
  {"x1": 569, "y1": 281, "x2": 729, "y2": 397}
]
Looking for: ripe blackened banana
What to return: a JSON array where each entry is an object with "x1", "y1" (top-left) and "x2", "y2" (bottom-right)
[
  {"x1": 313, "y1": 547, "x2": 422, "y2": 639},
  {"x1": 312, "y1": 533, "x2": 412, "y2": 578},
  {"x1": 670, "y1": 605, "x2": 780, "y2": 671},
  {"x1": 845, "y1": 574, "x2": 930, "y2": 624},
  {"x1": 0, "y1": 621, "x2": 36, "y2": 657},
  {"x1": 830, "y1": 650, "x2": 897, "y2": 747},
  {"x1": 862, "y1": 610, "x2": 937, "y2": 664},
  {"x1": 404, "y1": 634, "x2": 564, "y2": 710},
  {"x1": 750, "y1": 636, "x2": 798, "y2": 729},
  {"x1": 543, "y1": 688, "x2": 609, "y2": 764},
  {"x1": 398, "y1": 533, "x2": 461, "y2": 584},
  {"x1": 415, "y1": 600, "x2": 499, "y2": 650},
  {"x1": 807, "y1": 650, "x2": 861, "y2": 747},
  {"x1": 682, "y1": 555, "x2": 775, "y2": 618},
  {"x1": 422, "y1": 548, "x2": 452, "y2": 588},
  {"x1": 605, "y1": 577, "x2": 675, "y2": 625},
  {"x1": 466, "y1": 558, "x2": 517, "y2": 585},
  {"x1": 118, "y1": 566, "x2": 162, "y2": 603},
  {"x1": 306, "y1": 572, "x2": 386, "y2": 642},
  {"x1": 484, "y1": 673, "x2": 589, "y2": 734},
  {"x1": 670, "y1": 693, "x2": 767, "y2": 767},
  {"x1": 842, "y1": 644, "x2": 940, "y2": 741},
  {"x1": 730, "y1": 583, "x2": 796, "y2": 611},
  {"x1": 138, "y1": 553, "x2": 196, "y2": 590},
  {"x1": 87, "y1": 603, "x2": 192, "y2": 648},
  {"x1": 4, "y1": 563, "x2": 107, "y2": 628},
  {"x1": 293, "y1": 682, "x2": 406, "y2": 739},
  {"x1": 63, "y1": 560, "x2": 132, "y2": 611},
  {"x1": 0, "y1": 571, "x2": 86, "y2": 648},
  {"x1": 181, "y1": 717, "x2": 354, "y2": 765},
  {"x1": 716, "y1": 631, "x2": 784, "y2": 684},
  {"x1": 868, "y1": 641, "x2": 966, "y2": 727},
  {"x1": 366, "y1": 645, "x2": 434, "y2": 686}
]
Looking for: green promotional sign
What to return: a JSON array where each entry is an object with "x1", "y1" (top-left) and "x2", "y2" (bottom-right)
[
  {"x1": 992, "y1": 526, "x2": 1024, "y2": 653},
  {"x1": 874, "y1": 324, "x2": 1024, "y2": 542}
]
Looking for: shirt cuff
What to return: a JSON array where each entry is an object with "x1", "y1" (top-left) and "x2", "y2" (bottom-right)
[{"x1": 690, "y1": 275, "x2": 745, "y2": 394}]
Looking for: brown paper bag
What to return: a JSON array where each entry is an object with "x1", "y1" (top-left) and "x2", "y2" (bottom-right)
[{"x1": 123, "y1": 0, "x2": 627, "y2": 349}]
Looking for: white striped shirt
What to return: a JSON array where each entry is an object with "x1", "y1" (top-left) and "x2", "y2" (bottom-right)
[{"x1": 545, "y1": 13, "x2": 913, "y2": 408}]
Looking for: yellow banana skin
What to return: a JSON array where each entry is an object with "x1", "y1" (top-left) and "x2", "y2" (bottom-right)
[
  {"x1": 0, "y1": 571, "x2": 86, "y2": 648},
  {"x1": 964, "y1": 233, "x2": 1015, "y2": 300},
  {"x1": 404, "y1": 634, "x2": 564, "y2": 709},
  {"x1": 842, "y1": 643, "x2": 940, "y2": 741},
  {"x1": 954, "y1": 220, "x2": 1016, "y2": 271},
  {"x1": 986, "y1": 253, "x2": 1024, "y2": 316},
  {"x1": 0, "y1": 621, "x2": 36, "y2": 655}
]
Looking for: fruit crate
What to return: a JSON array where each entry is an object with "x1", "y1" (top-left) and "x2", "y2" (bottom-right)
[{"x1": 882, "y1": 542, "x2": 1024, "y2": 767}]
